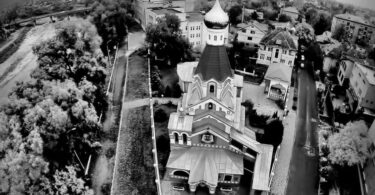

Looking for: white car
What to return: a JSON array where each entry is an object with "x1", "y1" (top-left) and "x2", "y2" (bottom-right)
[{"x1": 300, "y1": 63, "x2": 305, "y2": 68}]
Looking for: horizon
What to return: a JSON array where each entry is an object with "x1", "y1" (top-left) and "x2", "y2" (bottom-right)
[{"x1": 334, "y1": 0, "x2": 375, "y2": 11}]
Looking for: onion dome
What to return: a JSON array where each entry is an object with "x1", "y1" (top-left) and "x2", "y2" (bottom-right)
[{"x1": 204, "y1": 0, "x2": 229, "y2": 29}]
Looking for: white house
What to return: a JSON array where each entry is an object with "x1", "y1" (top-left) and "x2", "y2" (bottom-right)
[
  {"x1": 256, "y1": 29, "x2": 298, "y2": 67},
  {"x1": 236, "y1": 21, "x2": 268, "y2": 47},
  {"x1": 264, "y1": 63, "x2": 292, "y2": 101}
]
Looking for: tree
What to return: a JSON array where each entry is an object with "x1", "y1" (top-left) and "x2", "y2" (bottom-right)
[
  {"x1": 313, "y1": 12, "x2": 332, "y2": 35},
  {"x1": 262, "y1": 119, "x2": 284, "y2": 148},
  {"x1": 295, "y1": 22, "x2": 315, "y2": 45},
  {"x1": 31, "y1": 19, "x2": 108, "y2": 114},
  {"x1": 228, "y1": 5, "x2": 242, "y2": 25},
  {"x1": 305, "y1": 8, "x2": 319, "y2": 26},
  {"x1": 332, "y1": 24, "x2": 348, "y2": 42},
  {"x1": 91, "y1": 0, "x2": 134, "y2": 54},
  {"x1": 146, "y1": 14, "x2": 194, "y2": 66},
  {"x1": 151, "y1": 65, "x2": 163, "y2": 94},
  {"x1": 327, "y1": 121, "x2": 372, "y2": 166},
  {"x1": 251, "y1": 11, "x2": 259, "y2": 20},
  {"x1": 278, "y1": 14, "x2": 292, "y2": 22}
]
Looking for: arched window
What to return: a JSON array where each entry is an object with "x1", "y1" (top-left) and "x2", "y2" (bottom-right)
[
  {"x1": 209, "y1": 85, "x2": 215, "y2": 93},
  {"x1": 174, "y1": 133, "x2": 179, "y2": 143},
  {"x1": 208, "y1": 103, "x2": 213, "y2": 110},
  {"x1": 214, "y1": 35, "x2": 217, "y2": 41},
  {"x1": 182, "y1": 134, "x2": 188, "y2": 145},
  {"x1": 275, "y1": 49, "x2": 279, "y2": 58}
]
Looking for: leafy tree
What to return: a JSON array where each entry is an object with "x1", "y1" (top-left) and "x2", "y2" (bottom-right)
[
  {"x1": 278, "y1": 14, "x2": 292, "y2": 22},
  {"x1": 295, "y1": 22, "x2": 315, "y2": 45},
  {"x1": 228, "y1": 5, "x2": 242, "y2": 25},
  {"x1": 332, "y1": 24, "x2": 348, "y2": 42},
  {"x1": 251, "y1": 11, "x2": 259, "y2": 20},
  {"x1": 305, "y1": 8, "x2": 319, "y2": 26},
  {"x1": 31, "y1": 19, "x2": 108, "y2": 114},
  {"x1": 90, "y1": 0, "x2": 134, "y2": 54},
  {"x1": 151, "y1": 65, "x2": 163, "y2": 94},
  {"x1": 327, "y1": 121, "x2": 372, "y2": 166},
  {"x1": 313, "y1": 12, "x2": 332, "y2": 35},
  {"x1": 262, "y1": 119, "x2": 284, "y2": 148},
  {"x1": 146, "y1": 14, "x2": 194, "y2": 66}
]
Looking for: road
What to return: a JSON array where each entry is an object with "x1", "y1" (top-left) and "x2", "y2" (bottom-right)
[{"x1": 285, "y1": 65, "x2": 319, "y2": 195}]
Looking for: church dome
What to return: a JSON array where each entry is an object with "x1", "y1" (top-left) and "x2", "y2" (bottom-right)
[{"x1": 204, "y1": 0, "x2": 229, "y2": 29}]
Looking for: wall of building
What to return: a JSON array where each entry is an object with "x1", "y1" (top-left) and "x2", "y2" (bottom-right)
[
  {"x1": 257, "y1": 45, "x2": 296, "y2": 66},
  {"x1": 331, "y1": 16, "x2": 375, "y2": 44},
  {"x1": 337, "y1": 60, "x2": 354, "y2": 86},
  {"x1": 349, "y1": 63, "x2": 375, "y2": 110},
  {"x1": 237, "y1": 26, "x2": 265, "y2": 46}
]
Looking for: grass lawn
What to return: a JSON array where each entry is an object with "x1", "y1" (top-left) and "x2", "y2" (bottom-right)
[
  {"x1": 154, "y1": 103, "x2": 177, "y2": 178},
  {"x1": 125, "y1": 52, "x2": 149, "y2": 100},
  {"x1": 112, "y1": 106, "x2": 156, "y2": 194}
]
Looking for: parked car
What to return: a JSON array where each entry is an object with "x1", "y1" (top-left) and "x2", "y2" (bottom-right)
[{"x1": 300, "y1": 63, "x2": 304, "y2": 68}]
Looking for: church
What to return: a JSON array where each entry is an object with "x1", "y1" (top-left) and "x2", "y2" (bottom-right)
[{"x1": 163, "y1": 1, "x2": 274, "y2": 194}]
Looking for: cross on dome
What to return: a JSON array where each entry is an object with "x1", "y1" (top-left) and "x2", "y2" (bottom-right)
[{"x1": 204, "y1": 0, "x2": 229, "y2": 29}]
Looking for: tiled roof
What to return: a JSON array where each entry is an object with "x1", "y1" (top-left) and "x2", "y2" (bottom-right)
[
  {"x1": 195, "y1": 45, "x2": 233, "y2": 81},
  {"x1": 237, "y1": 21, "x2": 269, "y2": 33},
  {"x1": 260, "y1": 29, "x2": 297, "y2": 50},
  {"x1": 265, "y1": 63, "x2": 292, "y2": 84},
  {"x1": 167, "y1": 147, "x2": 243, "y2": 186}
]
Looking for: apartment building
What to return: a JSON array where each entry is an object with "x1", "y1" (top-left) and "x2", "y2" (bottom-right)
[
  {"x1": 331, "y1": 13, "x2": 375, "y2": 45},
  {"x1": 256, "y1": 29, "x2": 298, "y2": 67}
]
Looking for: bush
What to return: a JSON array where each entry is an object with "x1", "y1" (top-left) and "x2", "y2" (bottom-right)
[
  {"x1": 276, "y1": 99, "x2": 285, "y2": 110},
  {"x1": 105, "y1": 146, "x2": 116, "y2": 159},
  {"x1": 101, "y1": 183, "x2": 112, "y2": 195},
  {"x1": 154, "y1": 109, "x2": 168, "y2": 122},
  {"x1": 292, "y1": 105, "x2": 297, "y2": 110},
  {"x1": 293, "y1": 96, "x2": 298, "y2": 101}
]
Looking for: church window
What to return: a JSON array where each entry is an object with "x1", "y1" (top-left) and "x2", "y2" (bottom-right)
[
  {"x1": 174, "y1": 133, "x2": 179, "y2": 143},
  {"x1": 210, "y1": 85, "x2": 215, "y2": 93},
  {"x1": 214, "y1": 36, "x2": 217, "y2": 41},
  {"x1": 208, "y1": 103, "x2": 213, "y2": 109},
  {"x1": 237, "y1": 88, "x2": 241, "y2": 97},
  {"x1": 182, "y1": 134, "x2": 188, "y2": 145},
  {"x1": 201, "y1": 133, "x2": 214, "y2": 143},
  {"x1": 173, "y1": 170, "x2": 189, "y2": 177},
  {"x1": 224, "y1": 175, "x2": 232, "y2": 182}
]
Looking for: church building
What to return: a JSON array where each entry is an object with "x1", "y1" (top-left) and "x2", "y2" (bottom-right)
[{"x1": 163, "y1": 1, "x2": 274, "y2": 194}]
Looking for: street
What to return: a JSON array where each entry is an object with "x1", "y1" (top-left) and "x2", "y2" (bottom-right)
[{"x1": 285, "y1": 66, "x2": 319, "y2": 195}]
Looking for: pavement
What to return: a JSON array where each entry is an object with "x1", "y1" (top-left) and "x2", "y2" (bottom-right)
[{"x1": 284, "y1": 67, "x2": 319, "y2": 195}]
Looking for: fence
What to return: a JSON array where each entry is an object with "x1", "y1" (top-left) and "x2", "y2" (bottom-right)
[
  {"x1": 147, "y1": 49, "x2": 163, "y2": 195},
  {"x1": 268, "y1": 145, "x2": 281, "y2": 191}
]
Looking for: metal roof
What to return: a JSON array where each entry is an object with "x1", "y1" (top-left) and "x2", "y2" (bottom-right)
[{"x1": 252, "y1": 144, "x2": 273, "y2": 191}]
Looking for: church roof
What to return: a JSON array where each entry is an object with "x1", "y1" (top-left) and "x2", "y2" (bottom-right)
[
  {"x1": 204, "y1": 0, "x2": 229, "y2": 29},
  {"x1": 167, "y1": 147, "x2": 243, "y2": 186},
  {"x1": 195, "y1": 45, "x2": 233, "y2": 81},
  {"x1": 260, "y1": 29, "x2": 297, "y2": 50},
  {"x1": 265, "y1": 64, "x2": 292, "y2": 84}
]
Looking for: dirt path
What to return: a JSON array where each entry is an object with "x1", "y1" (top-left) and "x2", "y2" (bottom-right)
[{"x1": 0, "y1": 23, "x2": 57, "y2": 105}]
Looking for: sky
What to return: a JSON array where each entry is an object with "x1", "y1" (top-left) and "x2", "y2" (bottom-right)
[{"x1": 335, "y1": 0, "x2": 375, "y2": 11}]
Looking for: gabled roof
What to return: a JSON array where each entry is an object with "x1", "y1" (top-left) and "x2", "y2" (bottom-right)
[
  {"x1": 335, "y1": 13, "x2": 374, "y2": 27},
  {"x1": 195, "y1": 45, "x2": 234, "y2": 81},
  {"x1": 282, "y1": 6, "x2": 299, "y2": 14},
  {"x1": 260, "y1": 29, "x2": 297, "y2": 50},
  {"x1": 265, "y1": 63, "x2": 292, "y2": 84},
  {"x1": 237, "y1": 21, "x2": 268, "y2": 33},
  {"x1": 167, "y1": 147, "x2": 244, "y2": 186},
  {"x1": 168, "y1": 112, "x2": 194, "y2": 132}
]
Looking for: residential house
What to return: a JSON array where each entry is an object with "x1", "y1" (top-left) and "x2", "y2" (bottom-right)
[
  {"x1": 264, "y1": 63, "x2": 292, "y2": 101},
  {"x1": 271, "y1": 21, "x2": 293, "y2": 30},
  {"x1": 323, "y1": 47, "x2": 341, "y2": 73},
  {"x1": 280, "y1": 6, "x2": 299, "y2": 21},
  {"x1": 256, "y1": 29, "x2": 298, "y2": 67},
  {"x1": 236, "y1": 21, "x2": 268, "y2": 47},
  {"x1": 347, "y1": 60, "x2": 375, "y2": 113},
  {"x1": 331, "y1": 13, "x2": 375, "y2": 45},
  {"x1": 337, "y1": 57, "x2": 355, "y2": 87},
  {"x1": 162, "y1": 1, "x2": 273, "y2": 194}
]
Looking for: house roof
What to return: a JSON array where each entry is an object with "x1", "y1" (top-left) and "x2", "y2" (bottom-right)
[
  {"x1": 252, "y1": 144, "x2": 273, "y2": 191},
  {"x1": 186, "y1": 12, "x2": 204, "y2": 22},
  {"x1": 237, "y1": 21, "x2": 268, "y2": 33},
  {"x1": 335, "y1": 13, "x2": 374, "y2": 27},
  {"x1": 168, "y1": 112, "x2": 194, "y2": 132},
  {"x1": 195, "y1": 45, "x2": 233, "y2": 81},
  {"x1": 282, "y1": 6, "x2": 299, "y2": 14},
  {"x1": 149, "y1": 7, "x2": 182, "y2": 15},
  {"x1": 356, "y1": 63, "x2": 375, "y2": 85},
  {"x1": 167, "y1": 147, "x2": 244, "y2": 186},
  {"x1": 260, "y1": 29, "x2": 297, "y2": 50},
  {"x1": 265, "y1": 64, "x2": 292, "y2": 84}
]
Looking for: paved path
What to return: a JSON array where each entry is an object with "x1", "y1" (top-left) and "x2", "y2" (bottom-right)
[
  {"x1": 285, "y1": 67, "x2": 319, "y2": 195},
  {"x1": 270, "y1": 87, "x2": 297, "y2": 195}
]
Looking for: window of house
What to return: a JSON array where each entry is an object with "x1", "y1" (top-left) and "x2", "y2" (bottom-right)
[
  {"x1": 190, "y1": 27, "x2": 193, "y2": 30},
  {"x1": 275, "y1": 49, "x2": 279, "y2": 58},
  {"x1": 186, "y1": 26, "x2": 188, "y2": 30},
  {"x1": 201, "y1": 134, "x2": 214, "y2": 143},
  {"x1": 182, "y1": 134, "x2": 188, "y2": 144},
  {"x1": 283, "y1": 50, "x2": 287, "y2": 54},
  {"x1": 242, "y1": 29, "x2": 246, "y2": 33},
  {"x1": 209, "y1": 35, "x2": 211, "y2": 40},
  {"x1": 218, "y1": 174, "x2": 224, "y2": 181},
  {"x1": 233, "y1": 176, "x2": 240, "y2": 183},
  {"x1": 267, "y1": 56, "x2": 271, "y2": 60},
  {"x1": 260, "y1": 54, "x2": 265, "y2": 60},
  {"x1": 174, "y1": 133, "x2": 178, "y2": 143},
  {"x1": 193, "y1": 26, "x2": 195, "y2": 30},
  {"x1": 197, "y1": 33, "x2": 199, "y2": 37},
  {"x1": 363, "y1": 79, "x2": 366, "y2": 84},
  {"x1": 224, "y1": 175, "x2": 232, "y2": 182},
  {"x1": 288, "y1": 61, "x2": 292, "y2": 65},
  {"x1": 237, "y1": 87, "x2": 241, "y2": 97},
  {"x1": 267, "y1": 47, "x2": 272, "y2": 51},
  {"x1": 214, "y1": 36, "x2": 217, "y2": 41},
  {"x1": 342, "y1": 62, "x2": 347, "y2": 71},
  {"x1": 251, "y1": 30, "x2": 255, "y2": 34},
  {"x1": 208, "y1": 102, "x2": 213, "y2": 110},
  {"x1": 221, "y1": 35, "x2": 223, "y2": 40},
  {"x1": 247, "y1": 37, "x2": 252, "y2": 40},
  {"x1": 281, "y1": 59, "x2": 285, "y2": 63}
]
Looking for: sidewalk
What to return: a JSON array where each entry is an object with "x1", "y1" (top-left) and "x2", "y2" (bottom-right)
[{"x1": 270, "y1": 87, "x2": 298, "y2": 195}]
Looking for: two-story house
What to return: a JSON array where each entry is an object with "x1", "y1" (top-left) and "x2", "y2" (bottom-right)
[
  {"x1": 256, "y1": 29, "x2": 298, "y2": 67},
  {"x1": 162, "y1": 1, "x2": 273, "y2": 194},
  {"x1": 236, "y1": 21, "x2": 268, "y2": 47}
]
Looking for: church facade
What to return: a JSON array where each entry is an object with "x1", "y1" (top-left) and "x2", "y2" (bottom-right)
[{"x1": 163, "y1": 1, "x2": 274, "y2": 194}]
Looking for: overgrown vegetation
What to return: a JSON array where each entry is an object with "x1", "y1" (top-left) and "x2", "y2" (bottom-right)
[{"x1": 0, "y1": 27, "x2": 30, "y2": 64}]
